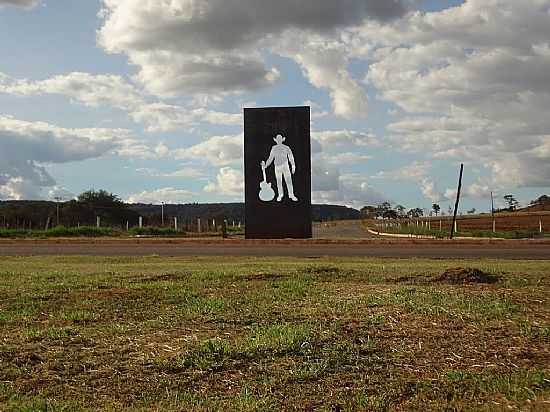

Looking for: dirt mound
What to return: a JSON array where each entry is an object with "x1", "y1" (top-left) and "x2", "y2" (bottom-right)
[{"x1": 434, "y1": 267, "x2": 500, "y2": 284}]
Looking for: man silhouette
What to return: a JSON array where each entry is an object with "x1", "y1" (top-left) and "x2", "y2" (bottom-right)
[{"x1": 262, "y1": 134, "x2": 298, "y2": 202}]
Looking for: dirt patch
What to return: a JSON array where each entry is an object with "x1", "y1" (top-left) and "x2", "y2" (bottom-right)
[
  {"x1": 304, "y1": 266, "x2": 341, "y2": 277},
  {"x1": 243, "y1": 273, "x2": 286, "y2": 281},
  {"x1": 433, "y1": 267, "x2": 501, "y2": 284},
  {"x1": 68, "y1": 287, "x2": 143, "y2": 301},
  {"x1": 391, "y1": 275, "x2": 430, "y2": 284}
]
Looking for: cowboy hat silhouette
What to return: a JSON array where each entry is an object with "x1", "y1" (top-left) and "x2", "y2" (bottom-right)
[{"x1": 273, "y1": 134, "x2": 286, "y2": 143}]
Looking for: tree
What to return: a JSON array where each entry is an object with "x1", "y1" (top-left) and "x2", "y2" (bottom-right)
[
  {"x1": 407, "y1": 208, "x2": 424, "y2": 218},
  {"x1": 530, "y1": 195, "x2": 550, "y2": 205},
  {"x1": 383, "y1": 209, "x2": 398, "y2": 220},
  {"x1": 467, "y1": 208, "x2": 476, "y2": 215},
  {"x1": 503, "y1": 194, "x2": 519, "y2": 211},
  {"x1": 395, "y1": 205, "x2": 406, "y2": 217},
  {"x1": 432, "y1": 204, "x2": 441, "y2": 216},
  {"x1": 71, "y1": 189, "x2": 138, "y2": 227},
  {"x1": 78, "y1": 189, "x2": 122, "y2": 205},
  {"x1": 360, "y1": 206, "x2": 378, "y2": 219},
  {"x1": 371, "y1": 202, "x2": 392, "y2": 219}
]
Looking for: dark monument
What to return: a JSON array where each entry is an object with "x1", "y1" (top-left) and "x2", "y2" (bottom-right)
[{"x1": 244, "y1": 106, "x2": 312, "y2": 239}]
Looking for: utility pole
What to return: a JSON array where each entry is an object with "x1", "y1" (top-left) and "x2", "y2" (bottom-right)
[
  {"x1": 491, "y1": 191, "x2": 496, "y2": 233},
  {"x1": 450, "y1": 163, "x2": 464, "y2": 240},
  {"x1": 54, "y1": 196, "x2": 63, "y2": 227}
]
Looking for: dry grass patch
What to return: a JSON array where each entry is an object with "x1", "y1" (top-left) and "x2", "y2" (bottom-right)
[{"x1": 0, "y1": 256, "x2": 549, "y2": 411}]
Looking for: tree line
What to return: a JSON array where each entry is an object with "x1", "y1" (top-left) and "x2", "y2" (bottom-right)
[
  {"x1": 0, "y1": 189, "x2": 361, "y2": 229},
  {"x1": 360, "y1": 194, "x2": 550, "y2": 220}
]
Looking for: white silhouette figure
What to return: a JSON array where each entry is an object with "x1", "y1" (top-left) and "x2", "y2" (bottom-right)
[{"x1": 262, "y1": 134, "x2": 298, "y2": 202}]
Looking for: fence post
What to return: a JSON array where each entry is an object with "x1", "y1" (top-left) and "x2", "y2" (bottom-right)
[
  {"x1": 96, "y1": 216, "x2": 100, "y2": 228},
  {"x1": 454, "y1": 220, "x2": 458, "y2": 234},
  {"x1": 174, "y1": 217, "x2": 178, "y2": 231},
  {"x1": 493, "y1": 219, "x2": 496, "y2": 233},
  {"x1": 126, "y1": 221, "x2": 129, "y2": 231},
  {"x1": 139, "y1": 216, "x2": 143, "y2": 228},
  {"x1": 540, "y1": 219, "x2": 543, "y2": 234},
  {"x1": 198, "y1": 218, "x2": 201, "y2": 233}
]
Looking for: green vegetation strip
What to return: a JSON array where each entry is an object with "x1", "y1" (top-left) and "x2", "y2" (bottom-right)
[
  {"x1": 373, "y1": 224, "x2": 542, "y2": 239},
  {"x1": 0, "y1": 226, "x2": 185, "y2": 238},
  {"x1": 0, "y1": 256, "x2": 549, "y2": 411}
]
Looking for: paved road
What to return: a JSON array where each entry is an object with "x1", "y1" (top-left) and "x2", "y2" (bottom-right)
[
  {"x1": 0, "y1": 241, "x2": 549, "y2": 259},
  {"x1": 313, "y1": 220, "x2": 377, "y2": 239}
]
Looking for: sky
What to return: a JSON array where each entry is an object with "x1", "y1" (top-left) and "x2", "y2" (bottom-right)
[{"x1": 0, "y1": 0, "x2": 549, "y2": 213}]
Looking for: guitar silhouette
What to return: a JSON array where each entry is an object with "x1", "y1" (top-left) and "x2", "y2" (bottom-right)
[{"x1": 259, "y1": 161, "x2": 275, "y2": 202}]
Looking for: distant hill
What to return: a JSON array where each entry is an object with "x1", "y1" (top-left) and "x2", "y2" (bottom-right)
[
  {"x1": 128, "y1": 203, "x2": 360, "y2": 224},
  {"x1": 0, "y1": 200, "x2": 360, "y2": 228}
]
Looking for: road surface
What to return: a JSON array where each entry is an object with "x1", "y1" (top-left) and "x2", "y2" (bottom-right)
[
  {"x1": 0, "y1": 240, "x2": 549, "y2": 259},
  {"x1": 313, "y1": 220, "x2": 377, "y2": 239}
]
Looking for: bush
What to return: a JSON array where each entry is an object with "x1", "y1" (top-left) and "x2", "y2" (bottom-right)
[
  {"x1": 129, "y1": 227, "x2": 184, "y2": 237},
  {"x1": 0, "y1": 226, "x2": 116, "y2": 238}
]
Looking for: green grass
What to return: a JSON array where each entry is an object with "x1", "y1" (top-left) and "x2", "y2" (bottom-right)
[
  {"x1": 374, "y1": 224, "x2": 542, "y2": 239},
  {"x1": 0, "y1": 256, "x2": 549, "y2": 411},
  {"x1": 0, "y1": 226, "x2": 190, "y2": 238},
  {"x1": 0, "y1": 226, "x2": 117, "y2": 238},
  {"x1": 129, "y1": 227, "x2": 185, "y2": 236},
  {"x1": 365, "y1": 288, "x2": 521, "y2": 320}
]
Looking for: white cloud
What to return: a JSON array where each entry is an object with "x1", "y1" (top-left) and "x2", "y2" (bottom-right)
[
  {"x1": 304, "y1": 100, "x2": 329, "y2": 119},
  {"x1": 421, "y1": 178, "x2": 446, "y2": 203},
  {"x1": 97, "y1": 0, "x2": 409, "y2": 115},
  {"x1": 373, "y1": 161, "x2": 450, "y2": 203},
  {"x1": 0, "y1": 71, "x2": 242, "y2": 132},
  {"x1": 465, "y1": 182, "x2": 492, "y2": 199},
  {"x1": 313, "y1": 175, "x2": 387, "y2": 209},
  {"x1": 173, "y1": 134, "x2": 243, "y2": 166},
  {"x1": 313, "y1": 129, "x2": 379, "y2": 149},
  {"x1": 324, "y1": 152, "x2": 372, "y2": 164},
  {"x1": 276, "y1": 34, "x2": 368, "y2": 119},
  {"x1": 373, "y1": 161, "x2": 430, "y2": 181},
  {"x1": 136, "y1": 166, "x2": 205, "y2": 179},
  {"x1": 0, "y1": 72, "x2": 144, "y2": 110},
  {"x1": 204, "y1": 167, "x2": 244, "y2": 197},
  {"x1": 127, "y1": 187, "x2": 195, "y2": 204},
  {"x1": 0, "y1": 115, "x2": 144, "y2": 199},
  {"x1": 48, "y1": 186, "x2": 76, "y2": 201},
  {"x1": 0, "y1": 0, "x2": 38, "y2": 9},
  {"x1": 130, "y1": 103, "x2": 241, "y2": 132},
  {"x1": 357, "y1": 0, "x2": 550, "y2": 190},
  {"x1": 312, "y1": 155, "x2": 387, "y2": 208}
]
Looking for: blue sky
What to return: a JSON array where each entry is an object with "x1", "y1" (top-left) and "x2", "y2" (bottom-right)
[{"x1": 1, "y1": 0, "x2": 549, "y2": 213}]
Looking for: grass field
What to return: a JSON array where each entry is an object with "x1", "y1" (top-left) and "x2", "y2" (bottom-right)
[
  {"x1": 0, "y1": 227, "x2": 190, "y2": 239},
  {"x1": 371, "y1": 224, "x2": 543, "y2": 239},
  {"x1": 1, "y1": 256, "x2": 549, "y2": 411}
]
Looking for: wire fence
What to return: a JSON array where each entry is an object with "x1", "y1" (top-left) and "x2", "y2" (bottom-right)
[{"x1": 368, "y1": 212, "x2": 550, "y2": 238}]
